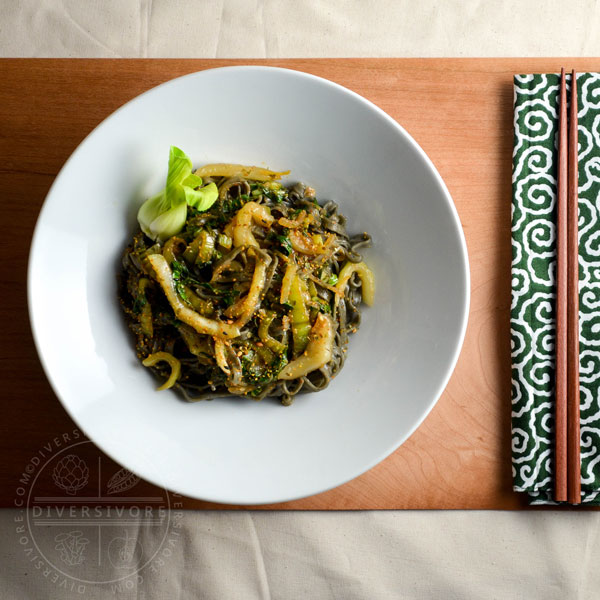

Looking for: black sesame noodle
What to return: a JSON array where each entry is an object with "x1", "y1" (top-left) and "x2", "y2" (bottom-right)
[{"x1": 118, "y1": 170, "x2": 373, "y2": 406}]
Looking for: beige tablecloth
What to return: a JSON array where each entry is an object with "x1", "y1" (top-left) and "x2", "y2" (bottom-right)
[
  {"x1": 4, "y1": 0, "x2": 600, "y2": 58},
  {"x1": 3, "y1": 1, "x2": 600, "y2": 598}
]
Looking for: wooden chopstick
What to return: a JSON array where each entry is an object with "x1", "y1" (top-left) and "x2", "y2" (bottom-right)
[
  {"x1": 567, "y1": 69, "x2": 581, "y2": 504},
  {"x1": 554, "y1": 69, "x2": 581, "y2": 504},
  {"x1": 554, "y1": 68, "x2": 568, "y2": 502}
]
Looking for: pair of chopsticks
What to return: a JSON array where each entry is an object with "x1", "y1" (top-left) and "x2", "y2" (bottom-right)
[{"x1": 554, "y1": 69, "x2": 581, "y2": 504}]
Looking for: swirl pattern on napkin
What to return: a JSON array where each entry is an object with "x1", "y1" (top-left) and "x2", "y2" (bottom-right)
[{"x1": 512, "y1": 72, "x2": 600, "y2": 504}]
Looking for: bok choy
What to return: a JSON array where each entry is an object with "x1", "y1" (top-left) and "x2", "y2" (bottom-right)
[{"x1": 137, "y1": 146, "x2": 218, "y2": 242}]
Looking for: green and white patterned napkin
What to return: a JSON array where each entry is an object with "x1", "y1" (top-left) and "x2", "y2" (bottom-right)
[{"x1": 512, "y1": 72, "x2": 600, "y2": 504}]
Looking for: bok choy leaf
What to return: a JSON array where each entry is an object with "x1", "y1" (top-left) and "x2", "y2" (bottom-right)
[{"x1": 137, "y1": 146, "x2": 219, "y2": 241}]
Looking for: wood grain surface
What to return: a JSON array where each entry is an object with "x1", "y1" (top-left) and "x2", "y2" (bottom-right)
[{"x1": 2, "y1": 58, "x2": 598, "y2": 510}]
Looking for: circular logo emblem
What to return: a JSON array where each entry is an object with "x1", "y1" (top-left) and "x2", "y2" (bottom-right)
[{"x1": 14, "y1": 430, "x2": 183, "y2": 592}]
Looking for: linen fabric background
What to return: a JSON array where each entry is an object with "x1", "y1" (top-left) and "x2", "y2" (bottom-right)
[{"x1": 4, "y1": 1, "x2": 600, "y2": 599}]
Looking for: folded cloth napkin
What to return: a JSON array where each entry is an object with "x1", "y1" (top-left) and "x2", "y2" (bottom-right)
[{"x1": 511, "y1": 72, "x2": 600, "y2": 504}]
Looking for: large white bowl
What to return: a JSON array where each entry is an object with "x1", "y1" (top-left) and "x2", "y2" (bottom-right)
[{"x1": 28, "y1": 66, "x2": 469, "y2": 505}]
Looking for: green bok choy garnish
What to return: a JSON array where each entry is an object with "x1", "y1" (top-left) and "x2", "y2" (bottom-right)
[{"x1": 137, "y1": 146, "x2": 218, "y2": 242}]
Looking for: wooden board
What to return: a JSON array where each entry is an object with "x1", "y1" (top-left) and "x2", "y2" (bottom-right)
[{"x1": 3, "y1": 58, "x2": 598, "y2": 510}]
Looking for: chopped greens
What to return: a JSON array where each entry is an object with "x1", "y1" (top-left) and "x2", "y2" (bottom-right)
[
  {"x1": 222, "y1": 289, "x2": 240, "y2": 307},
  {"x1": 267, "y1": 230, "x2": 293, "y2": 256}
]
